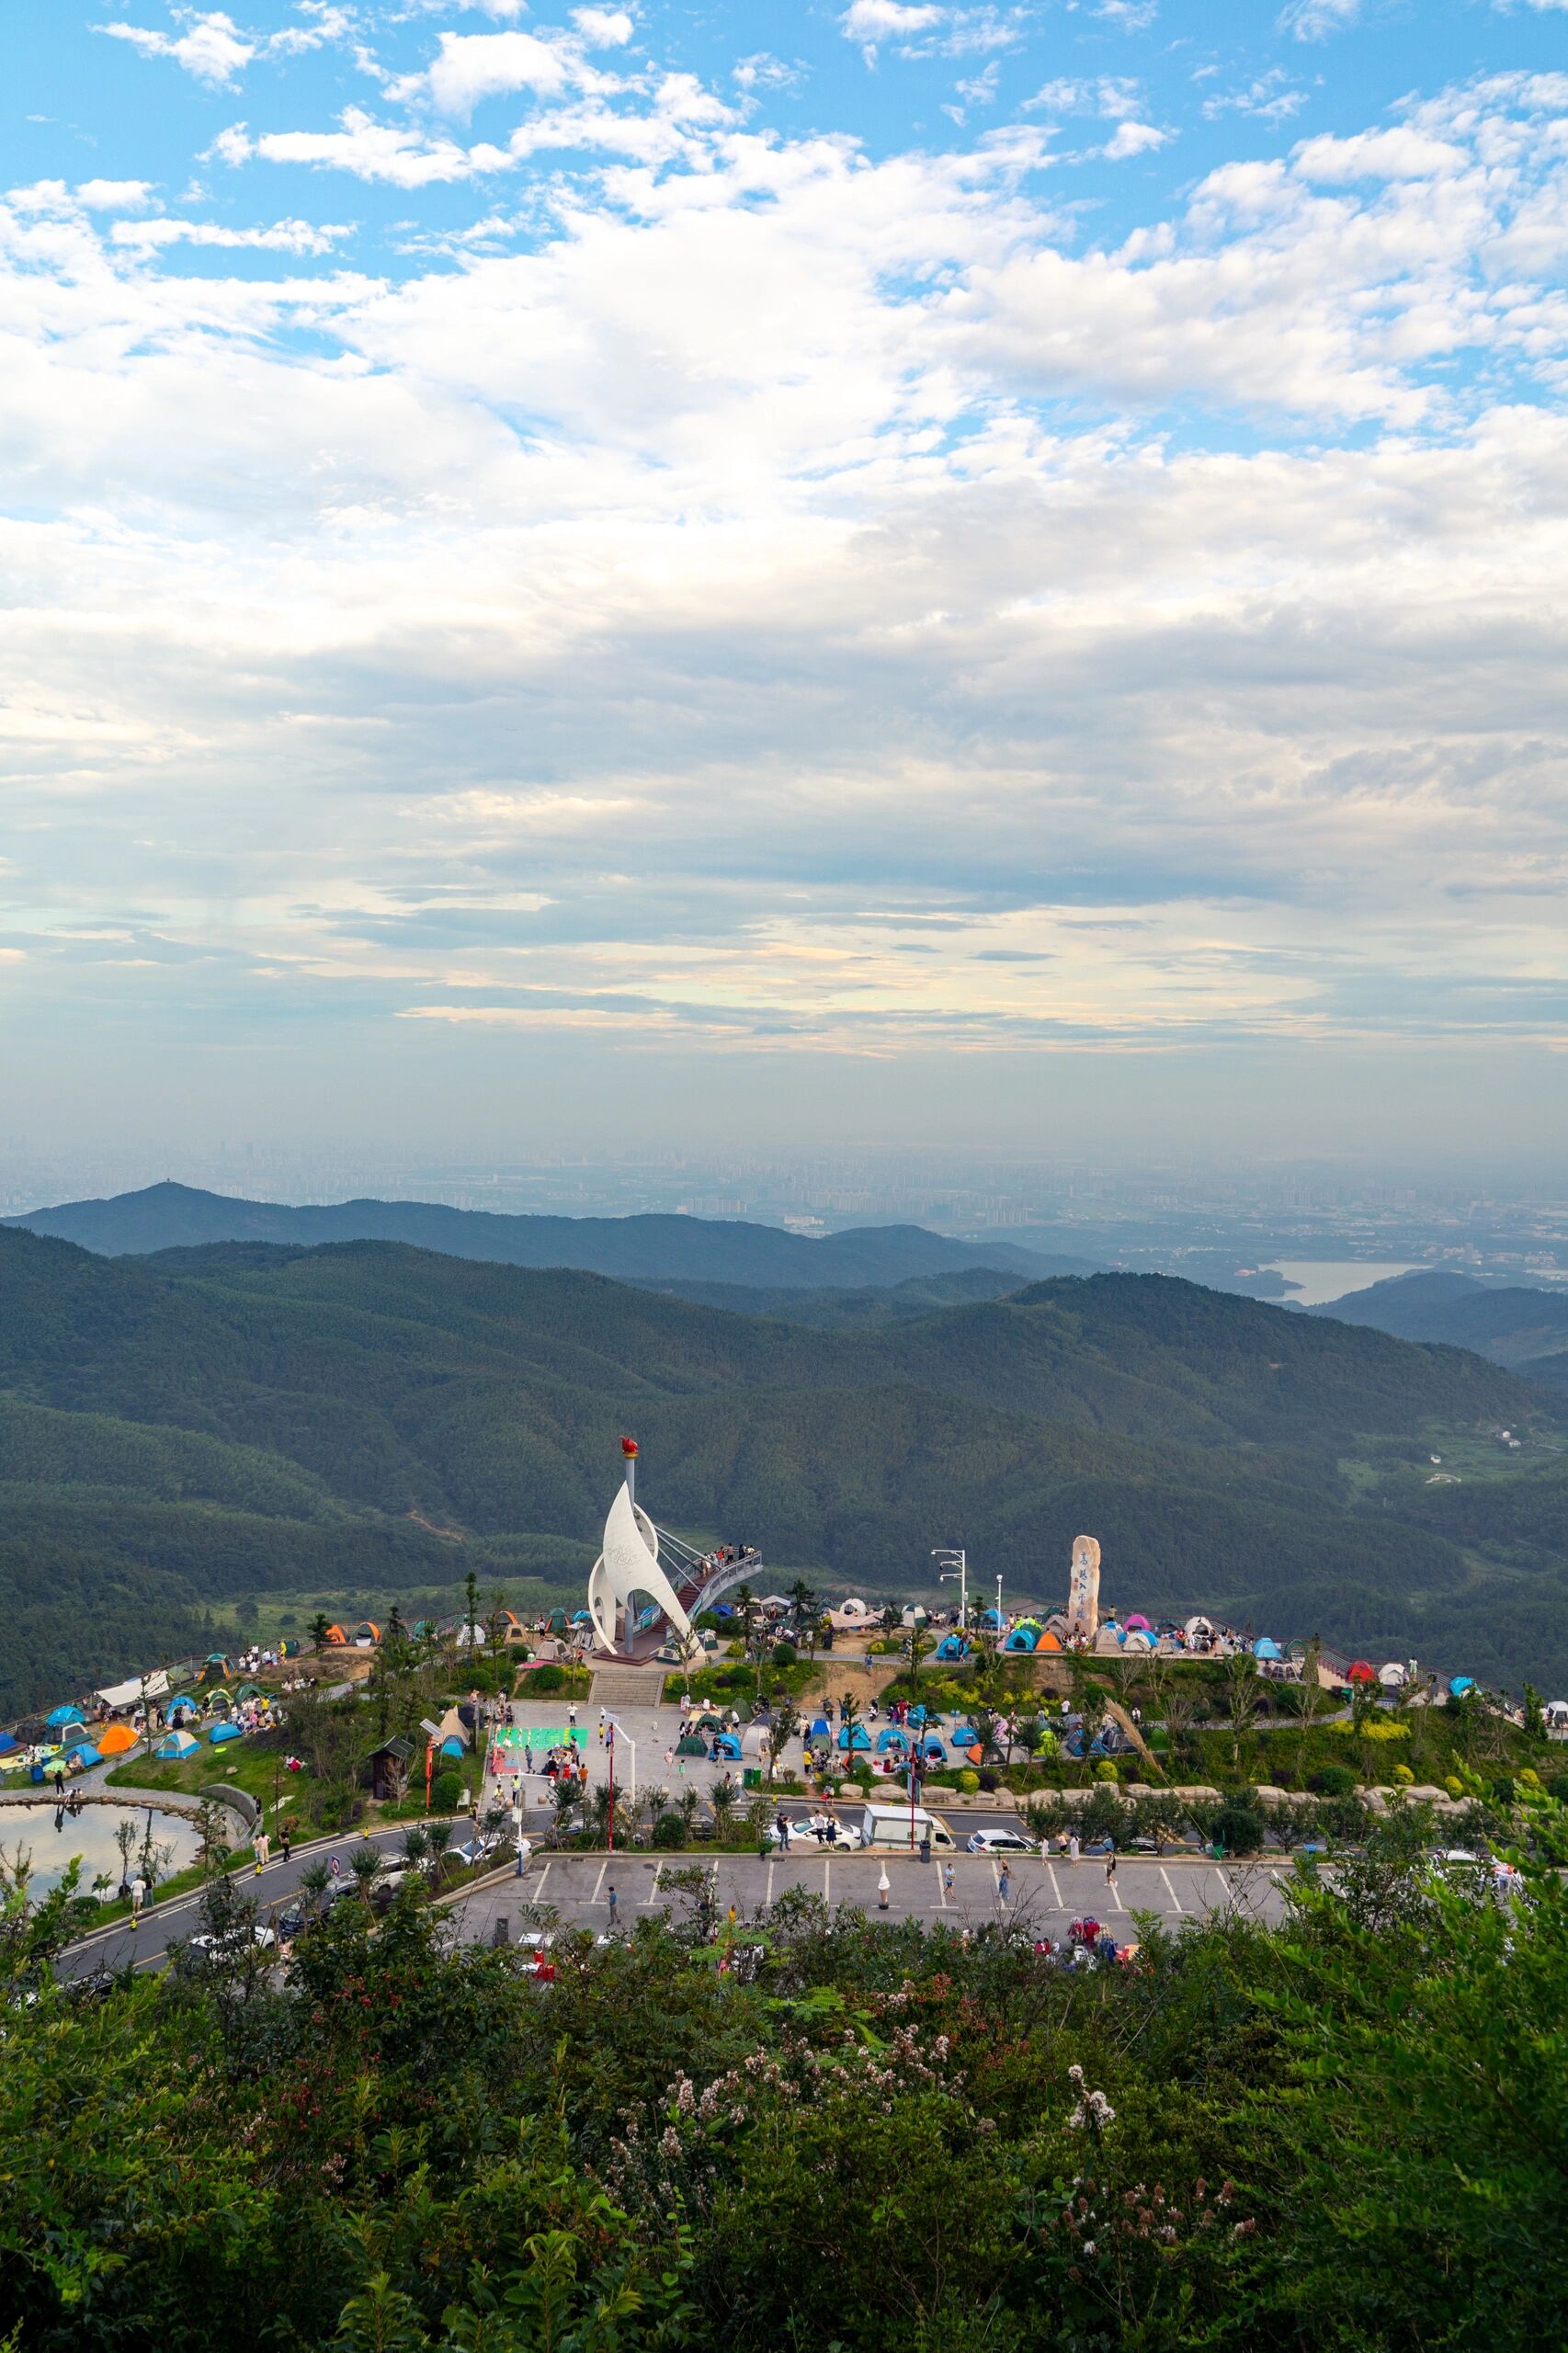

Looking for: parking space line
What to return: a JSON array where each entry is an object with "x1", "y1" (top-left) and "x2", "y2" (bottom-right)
[
  {"x1": 643, "y1": 1865, "x2": 662, "y2": 1905},
  {"x1": 1159, "y1": 1866, "x2": 1184, "y2": 1913},
  {"x1": 766, "y1": 1859, "x2": 775, "y2": 1905},
  {"x1": 1045, "y1": 1860, "x2": 1062, "y2": 1905},
  {"x1": 591, "y1": 1859, "x2": 608, "y2": 1905},
  {"x1": 824, "y1": 1857, "x2": 831, "y2": 1907},
  {"x1": 534, "y1": 1861, "x2": 551, "y2": 1894},
  {"x1": 935, "y1": 1859, "x2": 948, "y2": 1908}
]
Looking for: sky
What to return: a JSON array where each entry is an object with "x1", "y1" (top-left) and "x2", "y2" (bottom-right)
[{"x1": 3, "y1": 0, "x2": 1568, "y2": 1169}]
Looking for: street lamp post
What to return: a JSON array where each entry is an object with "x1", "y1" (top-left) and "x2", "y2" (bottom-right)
[{"x1": 932, "y1": 1549, "x2": 967, "y2": 1631}]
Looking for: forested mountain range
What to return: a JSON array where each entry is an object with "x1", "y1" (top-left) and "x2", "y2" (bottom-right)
[
  {"x1": 2, "y1": 1180, "x2": 1093, "y2": 1288},
  {"x1": 1312, "y1": 1269, "x2": 1568, "y2": 1392},
  {"x1": 0, "y1": 1223, "x2": 1559, "y2": 1712}
]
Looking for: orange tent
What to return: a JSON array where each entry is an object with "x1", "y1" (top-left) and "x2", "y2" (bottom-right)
[
  {"x1": 97, "y1": 1722, "x2": 137, "y2": 1756},
  {"x1": 324, "y1": 1624, "x2": 347, "y2": 1644},
  {"x1": 1038, "y1": 1631, "x2": 1063, "y2": 1653}
]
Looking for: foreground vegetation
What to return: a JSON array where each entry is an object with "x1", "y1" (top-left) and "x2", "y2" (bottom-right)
[{"x1": 2, "y1": 1808, "x2": 1563, "y2": 2353}]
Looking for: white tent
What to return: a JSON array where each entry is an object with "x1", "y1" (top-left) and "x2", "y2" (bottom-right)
[{"x1": 97, "y1": 1668, "x2": 170, "y2": 1711}]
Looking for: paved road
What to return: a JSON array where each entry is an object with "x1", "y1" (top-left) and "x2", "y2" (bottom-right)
[
  {"x1": 54, "y1": 1824, "x2": 417, "y2": 1981},
  {"x1": 449, "y1": 1849, "x2": 1301, "y2": 1945}
]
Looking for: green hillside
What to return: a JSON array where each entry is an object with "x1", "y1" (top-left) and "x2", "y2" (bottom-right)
[{"x1": 0, "y1": 1225, "x2": 1557, "y2": 1711}]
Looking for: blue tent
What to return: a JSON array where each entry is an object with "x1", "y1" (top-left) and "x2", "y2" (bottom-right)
[
  {"x1": 1254, "y1": 1638, "x2": 1282, "y2": 1661},
  {"x1": 875, "y1": 1726, "x2": 909, "y2": 1752},
  {"x1": 440, "y1": 1735, "x2": 465, "y2": 1757},
  {"x1": 809, "y1": 1718, "x2": 831, "y2": 1742},
  {"x1": 65, "y1": 1743, "x2": 102, "y2": 1770},
  {"x1": 46, "y1": 1705, "x2": 85, "y2": 1730},
  {"x1": 836, "y1": 1724, "x2": 871, "y2": 1751},
  {"x1": 935, "y1": 1635, "x2": 968, "y2": 1662},
  {"x1": 1449, "y1": 1675, "x2": 1475, "y2": 1697},
  {"x1": 209, "y1": 1722, "x2": 243, "y2": 1745},
  {"x1": 977, "y1": 1608, "x2": 1003, "y2": 1631},
  {"x1": 1004, "y1": 1627, "x2": 1039, "y2": 1653},
  {"x1": 951, "y1": 1724, "x2": 980, "y2": 1749},
  {"x1": 0, "y1": 1730, "x2": 18, "y2": 1756},
  {"x1": 157, "y1": 1728, "x2": 199, "y2": 1760},
  {"x1": 714, "y1": 1733, "x2": 743, "y2": 1760},
  {"x1": 165, "y1": 1695, "x2": 199, "y2": 1722},
  {"x1": 918, "y1": 1736, "x2": 948, "y2": 1764}
]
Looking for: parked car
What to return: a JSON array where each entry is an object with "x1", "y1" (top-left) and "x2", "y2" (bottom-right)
[
  {"x1": 965, "y1": 1829, "x2": 1035, "y2": 1857},
  {"x1": 764, "y1": 1813, "x2": 850, "y2": 1850},
  {"x1": 188, "y1": 1922, "x2": 277, "y2": 1960}
]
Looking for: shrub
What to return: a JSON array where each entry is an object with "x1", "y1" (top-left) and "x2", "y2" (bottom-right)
[
  {"x1": 957, "y1": 1768, "x2": 980, "y2": 1793},
  {"x1": 1210, "y1": 1800, "x2": 1267, "y2": 1857},
  {"x1": 1312, "y1": 1765, "x2": 1356, "y2": 1798},
  {"x1": 770, "y1": 1640, "x2": 799, "y2": 1667},
  {"x1": 430, "y1": 1770, "x2": 463, "y2": 1813},
  {"x1": 529, "y1": 1664, "x2": 566, "y2": 1694},
  {"x1": 651, "y1": 1812, "x2": 687, "y2": 1848},
  {"x1": 1093, "y1": 1759, "x2": 1119, "y2": 1782},
  {"x1": 1392, "y1": 1763, "x2": 1414, "y2": 1785}
]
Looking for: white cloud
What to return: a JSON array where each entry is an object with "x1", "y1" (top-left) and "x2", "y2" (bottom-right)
[
  {"x1": 1096, "y1": 1, "x2": 1158, "y2": 27},
  {"x1": 1201, "y1": 73, "x2": 1306, "y2": 125},
  {"x1": 1278, "y1": 0, "x2": 1361, "y2": 37},
  {"x1": 1102, "y1": 120, "x2": 1169, "y2": 160},
  {"x1": 212, "y1": 108, "x2": 511, "y2": 186},
  {"x1": 409, "y1": 31, "x2": 583, "y2": 115},
  {"x1": 1291, "y1": 127, "x2": 1467, "y2": 181},
  {"x1": 573, "y1": 6, "x2": 633, "y2": 45},
  {"x1": 110, "y1": 213, "x2": 350, "y2": 253},
  {"x1": 839, "y1": 0, "x2": 943, "y2": 39},
  {"x1": 98, "y1": 11, "x2": 255, "y2": 86}
]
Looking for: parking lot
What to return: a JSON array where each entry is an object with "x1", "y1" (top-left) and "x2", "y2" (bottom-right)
[{"x1": 450, "y1": 1848, "x2": 1301, "y2": 1945}]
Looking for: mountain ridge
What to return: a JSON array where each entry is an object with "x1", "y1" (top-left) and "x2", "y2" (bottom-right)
[{"x1": 2, "y1": 1179, "x2": 1092, "y2": 1289}]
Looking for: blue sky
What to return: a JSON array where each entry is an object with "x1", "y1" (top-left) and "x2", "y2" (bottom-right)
[{"x1": 3, "y1": 2, "x2": 1568, "y2": 1166}]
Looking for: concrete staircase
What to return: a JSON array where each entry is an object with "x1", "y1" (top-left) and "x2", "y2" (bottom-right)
[{"x1": 589, "y1": 1663, "x2": 668, "y2": 1707}]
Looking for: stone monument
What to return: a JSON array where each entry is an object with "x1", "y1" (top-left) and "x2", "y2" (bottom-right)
[{"x1": 1065, "y1": 1534, "x2": 1101, "y2": 1642}]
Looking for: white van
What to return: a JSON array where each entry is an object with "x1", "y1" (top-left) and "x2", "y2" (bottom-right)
[{"x1": 855, "y1": 1802, "x2": 956, "y2": 1852}]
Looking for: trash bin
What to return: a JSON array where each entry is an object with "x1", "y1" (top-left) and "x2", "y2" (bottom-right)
[{"x1": 742, "y1": 1768, "x2": 762, "y2": 1789}]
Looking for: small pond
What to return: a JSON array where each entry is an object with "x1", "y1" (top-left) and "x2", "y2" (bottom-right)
[{"x1": 0, "y1": 1800, "x2": 203, "y2": 1899}]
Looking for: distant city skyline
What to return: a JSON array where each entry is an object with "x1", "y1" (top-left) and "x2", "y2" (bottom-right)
[{"x1": 4, "y1": 6, "x2": 1568, "y2": 1157}]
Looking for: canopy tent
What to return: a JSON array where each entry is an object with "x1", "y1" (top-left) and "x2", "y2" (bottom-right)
[
  {"x1": 157, "y1": 1728, "x2": 199, "y2": 1760},
  {"x1": 97, "y1": 1722, "x2": 137, "y2": 1756},
  {"x1": 676, "y1": 1733, "x2": 708, "y2": 1757},
  {"x1": 209, "y1": 1722, "x2": 243, "y2": 1745},
  {"x1": 1254, "y1": 1638, "x2": 1282, "y2": 1661},
  {"x1": 97, "y1": 1668, "x2": 170, "y2": 1710}
]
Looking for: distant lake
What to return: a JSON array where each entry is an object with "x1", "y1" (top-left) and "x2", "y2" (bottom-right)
[
  {"x1": 1268, "y1": 1260, "x2": 1421, "y2": 1308},
  {"x1": 0, "y1": 1799, "x2": 200, "y2": 1899}
]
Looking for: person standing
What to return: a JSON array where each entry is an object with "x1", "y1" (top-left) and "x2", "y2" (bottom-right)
[
  {"x1": 607, "y1": 1882, "x2": 618, "y2": 1927},
  {"x1": 998, "y1": 1864, "x2": 1011, "y2": 1907},
  {"x1": 942, "y1": 1859, "x2": 955, "y2": 1901},
  {"x1": 1068, "y1": 1830, "x2": 1080, "y2": 1865},
  {"x1": 568, "y1": 1701, "x2": 578, "y2": 1735},
  {"x1": 279, "y1": 1826, "x2": 292, "y2": 1866},
  {"x1": 256, "y1": 1828, "x2": 270, "y2": 1870},
  {"x1": 1105, "y1": 1848, "x2": 1118, "y2": 1893},
  {"x1": 130, "y1": 1875, "x2": 145, "y2": 1923}
]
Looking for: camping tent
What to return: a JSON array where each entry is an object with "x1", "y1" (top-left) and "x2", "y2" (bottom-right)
[
  {"x1": 279, "y1": 1637, "x2": 301, "y2": 1659},
  {"x1": 1254, "y1": 1638, "x2": 1282, "y2": 1661},
  {"x1": 439, "y1": 1736, "x2": 465, "y2": 1758},
  {"x1": 935, "y1": 1634, "x2": 968, "y2": 1662},
  {"x1": 46, "y1": 1704, "x2": 85, "y2": 1729},
  {"x1": 1346, "y1": 1661, "x2": 1377, "y2": 1685},
  {"x1": 165, "y1": 1696, "x2": 199, "y2": 1723},
  {"x1": 65, "y1": 1743, "x2": 102, "y2": 1771},
  {"x1": 236, "y1": 1682, "x2": 261, "y2": 1702},
  {"x1": 157, "y1": 1728, "x2": 199, "y2": 1760},
  {"x1": 809, "y1": 1718, "x2": 831, "y2": 1743},
  {"x1": 1124, "y1": 1614, "x2": 1152, "y2": 1632},
  {"x1": 835, "y1": 1724, "x2": 871, "y2": 1751},
  {"x1": 1004, "y1": 1627, "x2": 1039, "y2": 1653},
  {"x1": 0, "y1": 1731, "x2": 17, "y2": 1757},
  {"x1": 714, "y1": 1733, "x2": 743, "y2": 1760},
  {"x1": 97, "y1": 1722, "x2": 137, "y2": 1756},
  {"x1": 1123, "y1": 1630, "x2": 1154, "y2": 1653},
  {"x1": 875, "y1": 1727, "x2": 909, "y2": 1752},
  {"x1": 209, "y1": 1722, "x2": 243, "y2": 1745},
  {"x1": 1449, "y1": 1675, "x2": 1475, "y2": 1697},
  {"x1": 676, "y1": 1733, "x2": 707, "y2": 1758},
  {"x1": 1379, "y1": 1662, "x2": 1408, "y2": 1688}
]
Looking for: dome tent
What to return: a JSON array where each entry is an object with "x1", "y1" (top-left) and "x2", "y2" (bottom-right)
[
  {"x1": 1254, "y1": 1638, "x2": 1282, "y2": 1661},
  {"x1": 157, "y1": 1728, "x2": 200, "y2": 1760}
]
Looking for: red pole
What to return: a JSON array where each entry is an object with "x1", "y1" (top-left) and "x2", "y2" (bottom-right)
[{"x1": 607, "y1": 1720, "x2": 615, "y2": 1852}]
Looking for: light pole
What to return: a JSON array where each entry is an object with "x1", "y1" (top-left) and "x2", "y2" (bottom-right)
[
  {"x1": 996, "y1": 1573, "x2": 1005, "y2": 1631},
  {"x1": 932, "y1": 1549, "x2": 967, "y2": 1632}
]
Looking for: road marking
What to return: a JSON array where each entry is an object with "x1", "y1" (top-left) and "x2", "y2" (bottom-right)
[
  {"x1": 643, "y1": 1865, "x2": 663, "y2": 1905},
  {"x1": 1160, "y1": 1867, "x2": 1184, "y2": 1913},
  {"x1": 936, "y1": 1859, "x2": 948, "y2": 1909},
  {"x1": 766, "y1": 1859, "x2": 775, "y2": 1906},
  {"x1": 824, "y1": 1856, "x2": 831, "y2": 1908},
  {"x1": 534, "y1": 1860, "x2": 551, "y2": 1895},
  {"x1": 591, "y1": 1859, "x2": 608, "y2": 1904},
  {"x1": 1045, "y1": 1860, "x2": 1062, "y2": 1906},
  {"x1": 1101, "y1": 1875, "x2": 1126, "y2": 1914}
]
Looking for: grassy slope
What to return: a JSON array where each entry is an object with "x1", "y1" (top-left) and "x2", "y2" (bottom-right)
[{"x1": 0, "y1": 1226, "x2": 1556, "y2": 1708}]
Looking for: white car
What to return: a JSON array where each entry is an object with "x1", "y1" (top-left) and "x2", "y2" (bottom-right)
[
  {"x1": 966, "y1": 1829, "x2": 1036, "y2": 1857},
  {"x1": 765, "y1": 1813, "x2": 857, "y2": 1850},
  {"x1": 188, "y1": 1922, "x2": 278, "y2": 1959}
]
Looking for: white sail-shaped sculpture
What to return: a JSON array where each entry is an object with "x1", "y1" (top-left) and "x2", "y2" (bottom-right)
[{"x1": 585, "y1": 1482, "x2": 697, "y2": 1657}]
